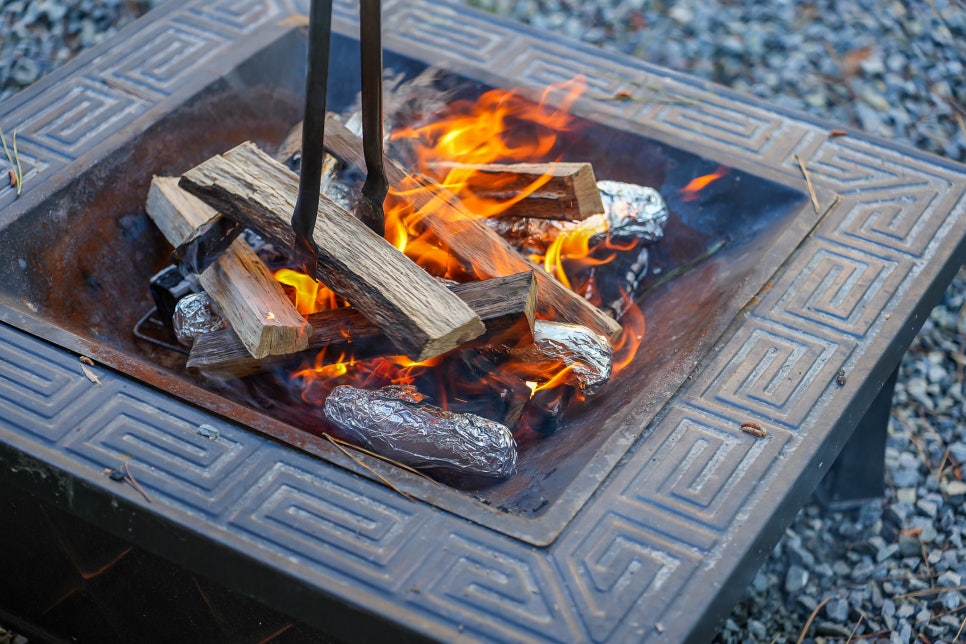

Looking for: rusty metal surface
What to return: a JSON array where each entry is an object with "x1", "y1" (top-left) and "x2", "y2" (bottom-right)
[{"x1": 0, "y1": 1, "x2": 965, "y2": 642}]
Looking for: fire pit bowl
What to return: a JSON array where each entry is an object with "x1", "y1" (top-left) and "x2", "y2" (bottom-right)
[{"x1": 2, "y1": 1, "x2": 965, "y2": 641}]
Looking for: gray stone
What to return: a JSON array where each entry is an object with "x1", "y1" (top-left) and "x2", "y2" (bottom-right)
[
  {"x1": 938, "y1": 571, "x2": 962, "y2": 588},
  {"x1": 785, "y1": 564, "x2": 809, "y2": 594},
  {"x1": 825, "y1": 597, "x2": 849, "y2": 622}
]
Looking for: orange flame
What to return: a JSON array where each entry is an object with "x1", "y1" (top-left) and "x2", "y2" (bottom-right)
[
  {"x1": 679, "y1": 165, "x2": 729, "y2": 202},
  {"x1": 274, "y1": 268, "x2": 341, "y2": 315}
]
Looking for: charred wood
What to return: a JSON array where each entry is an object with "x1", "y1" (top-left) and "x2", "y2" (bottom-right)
[
  {"x1": 170, "y1": 213, "x2": 242, "y2": 275},
  {"x1": 178, "y1": 142, "x2": 485, "y2": 361},
  {"x1": 146, "y1": 177, "x2": 310, "y2": 359},
  {"x1": 324, "y1": 384, "x2": 517, "y2": 478},
  {"x1": 321, "y1": 115, "x2": 623, "y2": 343}
]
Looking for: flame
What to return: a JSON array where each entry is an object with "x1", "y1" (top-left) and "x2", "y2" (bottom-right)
[
  {"x1": 679, "y1": 165, "x2": 729, "y2": 202},
  {"x1": 274, "y1": 268, "x2": 340, "y2": 315}
]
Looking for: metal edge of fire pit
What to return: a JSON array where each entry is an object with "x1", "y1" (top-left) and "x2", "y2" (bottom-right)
[{"x1": 1, "y1": 1, "x2": 966, "y2": 642}]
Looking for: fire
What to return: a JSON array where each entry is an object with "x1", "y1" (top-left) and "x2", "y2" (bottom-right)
[
  {"x1": 274, "y1": 268, "x2": 341, "y2": 315},
  {"x1": 284, "y1": 76, "x2": 659, "y2": 427},
  {"x1": 679, "y1": 165, "x2": 729, "y2": 202}
]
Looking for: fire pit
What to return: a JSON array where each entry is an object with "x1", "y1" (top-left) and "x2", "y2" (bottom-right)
[{"x1": 2, "y1": 0, "x2": 965, "y2": 640}]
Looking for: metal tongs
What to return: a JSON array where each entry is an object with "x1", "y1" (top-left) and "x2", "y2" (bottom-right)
[{"x1": 291, "y1": 0, "x2": 388, "y2": 276}]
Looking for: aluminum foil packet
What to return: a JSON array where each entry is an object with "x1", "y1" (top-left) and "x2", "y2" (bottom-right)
[
  {"x1": 172, "y1": 292, "x2": 226, "y2": 346},
  {"x1": 511, "y1": 320, "x2": 613, "y2": 395},
  {"x1": 596, "y1": 180, "x2": 668, "y2": 243},
  {"x1": 324, "y1": 385, "x2": 518, "y2": 478}
]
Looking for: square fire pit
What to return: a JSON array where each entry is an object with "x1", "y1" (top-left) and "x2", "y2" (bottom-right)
[{"x1": 2, "y1": 1, "x2": 965, "y2": 641}]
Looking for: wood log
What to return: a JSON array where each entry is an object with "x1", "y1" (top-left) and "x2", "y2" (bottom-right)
[
  {"x1": 178, "y1": 142, "x2": 485, "y2": 362},
  {"x1": 428, "y1": 161, "x2": 604, "y2": 221},
  {"x1": 187, "y1": 272, "x2": 538, "y2": 377},
  {"x1": 170, "y1": 212, "x2": 242, "y2": 275},
  {"x1": 321, "y1": 115, "x2": 623, "y2": 342},
  {"x1": 146, "y1": 177, "x2": 310, "y2": 359}
]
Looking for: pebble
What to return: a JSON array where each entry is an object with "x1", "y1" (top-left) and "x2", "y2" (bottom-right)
[{"x1": 785, "y1": 565, "x2": 809, "y2": 593}]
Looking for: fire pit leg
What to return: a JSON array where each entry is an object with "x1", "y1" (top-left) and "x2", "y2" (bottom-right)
[{"x1": 815, "y1": 368, "x2": 896, "y2": 509}]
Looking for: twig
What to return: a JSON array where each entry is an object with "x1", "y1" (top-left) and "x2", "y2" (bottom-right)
[
  {"x1": 845, "y1": 613, "x2": 864, "y2": 643},
  {"x1": 323, "y1": 434, "x2": 413, "y2": 500},
  {"x1": 793, "y1": 154, "x2": 820, "y2": 214},
  {"x1": 797, "y1": 595, "x2": 831, "y2": 644},
  {"x1": 955, "y1": 613, "x2": 966, "y2": 642},
  {"x1": 639, "y1": 239, "x2": 727, "y2": 298},
  {"x1": 920, "y1": 537, "x2": 933, "y2": 583},
  {"x1": 122, "y1": 461, "x2": 151, "y2": 504},
  {"x1": 0, "y1": 127, "x2": 23, "y2": 196},
  {"x1": 894, "y1": 584, "x2": 966, "y2": 600},
  {"x1": 324, "y1": 433, "x2": 438, "y2": 485}
]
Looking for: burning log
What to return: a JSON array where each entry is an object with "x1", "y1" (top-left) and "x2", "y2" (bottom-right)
[
  {"x1": 178, "y1": 142, "x2": 486, "y2": 362},
  {"x1": 146, "y1": 177, "x2": 311, "y2": 359},
  {"x1": 324, "y1": 384, "x2": 517, "y2": 478},
  {"x1": 321, "y1": 115, "x2": 623, "y2": 343},
  {"x1": 450, "y1": 351, "x2": 531, "y2": 429},
  {"x1": 427, "y1": 161, "x2": 604, "y2": 221},
  {"x1": 523, "y1": 385, "x2": 575, "y2": 436},
  {"x1": 186, "y1": 271, "x2": 538, "y2": 377}
]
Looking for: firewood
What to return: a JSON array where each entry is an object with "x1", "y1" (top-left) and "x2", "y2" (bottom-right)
[
  {"x1": 146, "y1": 177, "x2": 310, "y2": 359},
  {"x1": 428, "y1": 161, "x2": 604, "y2": 220},
  {"x1": 178, "y1": 142, "x2": 485, "y2": 361},
  {"x1": 169, "y1": 212, "x2": 242, "y2": 275},
  {"x1": 187, "y1": 272, "x2": 538, "y2": 377},
  {"x1": 321, "y1": 115, "x2": 623, "y2": 342}
]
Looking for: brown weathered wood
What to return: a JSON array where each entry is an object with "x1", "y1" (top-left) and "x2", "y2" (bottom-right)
[
  {"x1": 428, "y1": 161, "x2": 604, "y2": 221},
  {"x1": 146, "y1": 177, "x2": 310, "y2": 359},
  {"x1": 321, "y1": 115, "x2": 623, "y2": 342},
  {"x1": 179, "y1": 143, "x2": 485, "y2": 361},
  {"x1": 188, "y1": 272, "x2": 538, "y2": 377}
]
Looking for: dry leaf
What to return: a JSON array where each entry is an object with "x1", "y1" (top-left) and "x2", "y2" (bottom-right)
[
  {"x1": 81, "y1": 363, "x2": 102, "y2": 386},
  {"x1": 841, "y1": 45, "x2": 873, "y2": 79}
]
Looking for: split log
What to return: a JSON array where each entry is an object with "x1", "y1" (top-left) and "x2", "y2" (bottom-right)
[
  {"x1": 321, "y1": 115, "x2": 623, "y2": 342},
  {"x1": 187, "y1": 272, "x2": 538, "y2": 377},
  {"x1": 428, "y1": 161, "x2": 604, "y2": 221},
  {"x1": 170, "y1": 212, "x2": 242, "y2": 275},
  {"x1": 146, "y1": 177, "x2": 310, "y2": 359},
  {"x1": 178, "y1": 142, "x2": 485, "y2": 361}
]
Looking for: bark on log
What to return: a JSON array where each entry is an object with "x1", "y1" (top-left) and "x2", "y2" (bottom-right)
[
  {"x1": 428, "y1": 161, "x2": 604, "y2": 221},
  {"x1": 178, "y1": 142, "x2": 485, "y2": 361},
  {"x1": 146, "y1": 177, "x2": 310, "y2": 359},
  {"x1": 321, "y1": 115, "x2": 623, "y2": 342},
  {"x1": 187, "y1": 272, "x2": 538, "y2": 377}
]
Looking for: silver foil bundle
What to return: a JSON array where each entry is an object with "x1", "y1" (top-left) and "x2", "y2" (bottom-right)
[
  {"x1": 172, "y1": 292, "x2": 226, "y2": 346},
  {"x1": 324, "y1": 385, "x2": 518, "y2": 478},
  {"x1": 596, "y1": 180, "x2": 668, "y2": 243},
  {"x1": 510, "y1": 321, "x2": 613, "y2": 395}
]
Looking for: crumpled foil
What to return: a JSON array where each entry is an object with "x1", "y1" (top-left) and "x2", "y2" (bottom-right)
[
  {"x1": 511, "y1": 320, "x2": 613, "y2": 395},
  {"x1": 324, "y1": 385, "x2": 518, "y2": 478},
  {"x1": 172, "y1": 292, "x2": 226, "y2": 346},
  {"x1": 596, "y1": 180, "x2": 668, "y2": 243}
]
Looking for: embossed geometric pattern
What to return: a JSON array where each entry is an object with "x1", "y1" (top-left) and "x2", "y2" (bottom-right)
[
  {"x1": 391, "y1": 5, "x2": 515, "y2": 66},
  {"x1": 415, "y1": 533, "x2": 579, "y2": 643},
  {"x1": 761, "y1": 243, "x2": 908, "y2": 337},
  {"x1": 62, "y1": 389, "x2": 264, "y2": 516},
  {"x1": 620, "y1": 404, "x2": 791, "y2": 530},
  {"x1": 0, "y1": 326, "x2": 101, "y2": 443},
  {"x1": 228, "y1": 461, "x2": 430, "y2": 590},
  {"x1": 556, "y1": 511, "x2": 700, "y2": 642},
  {"x1": 694, "y1": 320, "x2": 855, "y2": 429},
  {"x1": 95, "y1": 20, "x2": 228, "y2": 100},
  {"x1": 187, "y1": 0, "x2": 284, "y2": 33},
  {"x1": 648, "y1": 99, "x2": 782, "y2": 155},
  {"x1": 10, "y1": 79, "x2": 146, "y2": 159}
]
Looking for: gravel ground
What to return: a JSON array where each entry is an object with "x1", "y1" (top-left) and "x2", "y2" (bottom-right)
[{"x1": 2, "y1": 0, "x2": 966, "y2": 641}]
